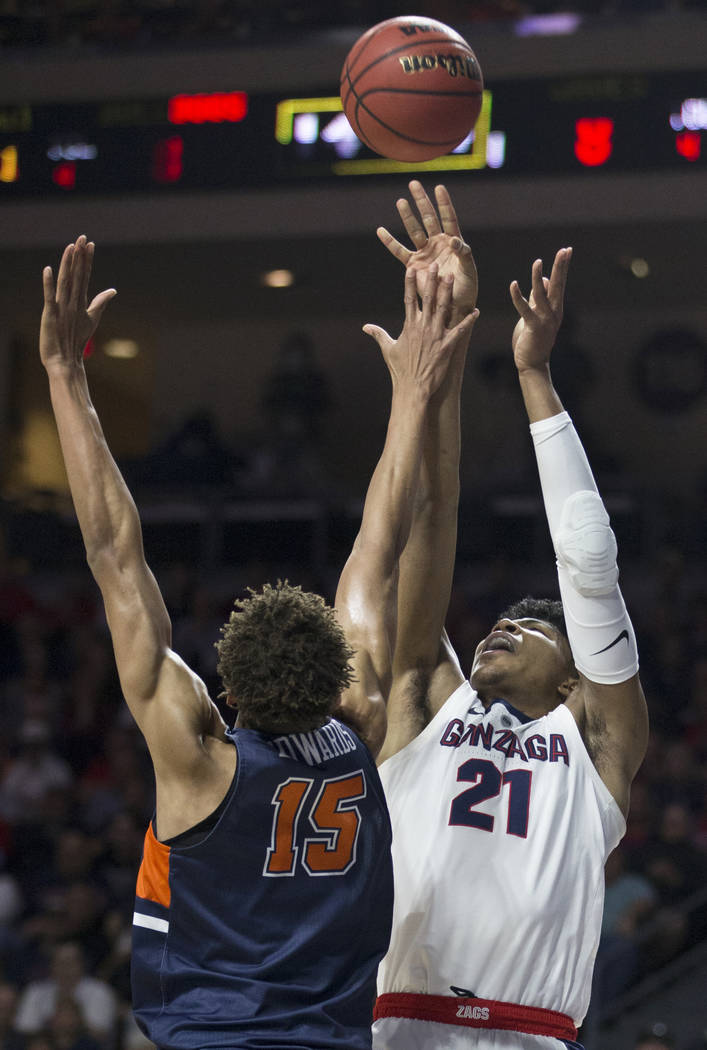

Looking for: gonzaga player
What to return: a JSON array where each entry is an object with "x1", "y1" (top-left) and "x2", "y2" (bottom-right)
[{"x1": 347, "y1": 183, "x2": 648, "y2": 1049}]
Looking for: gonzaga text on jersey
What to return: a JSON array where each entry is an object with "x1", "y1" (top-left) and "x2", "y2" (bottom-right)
[{"x1": 440, "y1": 717, "x2": 570, "y2": 765}]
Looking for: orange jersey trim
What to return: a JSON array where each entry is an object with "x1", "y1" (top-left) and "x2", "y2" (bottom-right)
[{"x1": 136, "y1": 822, "x2": 171, "y2": 908}]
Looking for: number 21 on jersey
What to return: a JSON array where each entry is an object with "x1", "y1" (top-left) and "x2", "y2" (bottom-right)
[
  {"x1": 449, "y1": 758, "x2": 532, "y2": 838},
  {"x1": 264, "y1": 771, "x2": 366, "y2": 876}
]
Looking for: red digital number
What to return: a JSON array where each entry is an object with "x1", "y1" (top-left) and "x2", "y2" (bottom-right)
[{"x1": 574, "y1": 117, "x2": 614, "y2": 167}]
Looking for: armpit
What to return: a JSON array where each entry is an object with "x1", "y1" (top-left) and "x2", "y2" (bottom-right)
[
  {"x1": 390, "y1": 668, "x2": 433, "y2": 736},
  {"x1": 582, "y1": 704, "x2": 625, "y2": 787}
]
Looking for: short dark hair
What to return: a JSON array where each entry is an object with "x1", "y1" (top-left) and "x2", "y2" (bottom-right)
[
  {"x1": 215, "y1": 581, "x2": 355, "y2": 734},
  {"x1": 498, "y1": 596, "x2": 568, "y2": 640}
]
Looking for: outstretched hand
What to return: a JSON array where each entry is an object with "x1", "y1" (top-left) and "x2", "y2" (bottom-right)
[
  {"x1": 40, "y1": 235, "x2": 116, "y2": 373},
  {"x1": 509, "y1": 248, "x2": 572, "y2": 374},
  {"x1": 377, "y1": 180, "x2": 478, "y2": 323},
  {"x1": 363, "y1": 265, "x2": 478, "y2": 400}
]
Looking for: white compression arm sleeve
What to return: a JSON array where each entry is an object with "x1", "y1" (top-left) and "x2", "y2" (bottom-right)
[{"x1": 530, "y1": 411, "x2": 639, "y2": 685}]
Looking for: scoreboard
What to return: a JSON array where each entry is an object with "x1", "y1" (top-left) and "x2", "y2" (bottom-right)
[{"x1": 0, "y1": 70, "x2": 703, "y2": 196}]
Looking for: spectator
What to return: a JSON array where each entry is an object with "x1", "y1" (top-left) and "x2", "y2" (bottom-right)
[
  {"x1": 261, "y1": 331, "x2": 331, "y2": 441},
  {"x1": 0, "y1": 852, "x2": 23, "y2": 929},
  {"x1": 96, "y1": 812, "x2": 143, "y2": 914},
  {"x1": 0, "y1": 982, "x2": 23, "y2": 1050},
  {"x1": 171, "y1": 585, "x2": 224, "y2": 695},
  {"x1": 77, "y1": 727, "x2": 153, "y2": 833},
  {"x1": 593, "y1": 845, "x2": 657, "y2": 1008},
  {"x1": 652, "y1": 740, "x2": 705, "y2": 814},
  {"x1": 0, "y1": 850, "x2": 24, "y2": 977},
  {"x1": 48, "y1": 996, "x2": 102, "y2": 1050},
  {"x1": 247, "y1": 331, "x2": 332, "y2": 496},
  {"x1": 24, "y1": 881, "x2": 110, "y2": 971},
  {"x1": 635, "y1": 803, "x2": 707, "y2": 909},
  {"x1": 14, "y1": 941, "x2": 117, "y2": 1042},
  {"x1": 682, "y1": 655, "x2": 707, "y2": 760},
  {"x1": 0, "y1": 721, "x2": 73, "y2": 824},
  {"x1": 139, "y1": 410, "x2": 235, "y2": 489},
  {"x1": 94, "y1": 910, "x2": 132, "y2": 1003},
  {"x1": 631, "y1": 802, "x2": 707, "y2": 972},
  {"x1": 24, "y1": 1039, "x2": 53, "y2": 1050}
]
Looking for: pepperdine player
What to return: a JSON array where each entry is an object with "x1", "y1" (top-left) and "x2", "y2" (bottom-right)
[
  {"x1": 39, "y1": 237, "x2": 476, "y2": 1050},
  {"x1": 344, "y1": 182, "x2": 648, "y2": 1049}
]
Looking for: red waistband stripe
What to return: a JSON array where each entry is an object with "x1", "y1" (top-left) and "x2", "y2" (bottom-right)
[{"x1": 374, "y1": 993, "x2": 578, "y2": 1041}]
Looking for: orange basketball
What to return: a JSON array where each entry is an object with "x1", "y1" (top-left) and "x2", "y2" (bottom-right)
[{"x1": 340, "y1": 15, "x2": 483, "y2": 163}]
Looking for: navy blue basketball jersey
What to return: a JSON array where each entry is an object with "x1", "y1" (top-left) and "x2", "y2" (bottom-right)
[{"x1": 132, "y1": 718, "x2": 393, "y2": 1049}]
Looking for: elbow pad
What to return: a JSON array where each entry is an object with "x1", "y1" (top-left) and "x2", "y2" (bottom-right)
[{"x1": 555, "y1": 491, "x2": 619, "y2": 597}]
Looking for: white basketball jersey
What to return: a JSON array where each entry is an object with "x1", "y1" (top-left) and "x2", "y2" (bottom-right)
[{"x1": 376, "y1": 680, "x2": 625, "y2": 1031}]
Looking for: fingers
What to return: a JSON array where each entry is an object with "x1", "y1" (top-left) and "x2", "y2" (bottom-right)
[
  {"x1": 420, "y1": 267, "x2": 459, "y2": 346},
  {"x1": 47, "y1": 234, "x2": 112, "y2": 337},
  {"x1": 69, "y1": 236, "x2": 85, "y2": 311},
  {"x1": 403, "y1": 267, "x2": 419, "y2": 325},
  {"x1": 442, "y1": 308, "x2": 479, "y2": 356},
  {"x1": 434, "y1": 269, "x2": 454, "y2": 324},
  {"x1": 511, "y1": 248, "x2": 572, "y2": 318},
  {"x1": 42, "y1": 266, "x2": 56, "y2": 307},
  {"x1": 87, "y1": 287, "x2": 117, "y2": 325},
  {"x1": 509, "y1": 279, "x2": 532, "y2": 319},
  {"x1": 55, "y1": 243, "x2": 74, "y2": 304},
  {"x1": 64, "y1": 235, "x2": 90, "y2": 319},
  {"x1": 377, "y1": 225, "x2": 411, "y2": 265},
  {"x1": 409, "y1": 180, "x2": 442, "y2": 238},
  {"x1": 433, "y1": 184, "x2": 462, "y2": 239},
  {"x1": 79, "y1": 239, "x2": 96, "y2": 307},
  {"x1": 419, "y1": 264, "x2": 451, "y2": 327},
  {"x1": 419, "y1": 263, "x2": 436, "y2": 321},
  {"x1": 396, "y1": 197, "x2": 428, "y2": 249},
  {"x1": 361, "y1": 322, "x2": 393, "y2": 352},
  {"x1": 530, "y1": 258, "x2": 547, "y2": 312},
  {"x1": 452, "y1": 308, "x2": 480, "y2": 342},
  {"x1": 547, "y1": 246, "x2": 572, "y2": 313},
  {"x1": 395, "y1": 179, "x2": 444, "y2": 247}
]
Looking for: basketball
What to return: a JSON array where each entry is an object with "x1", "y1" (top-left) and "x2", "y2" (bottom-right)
[{"x1": 340, "y1": 16, "x2": 483, "y2": 163}]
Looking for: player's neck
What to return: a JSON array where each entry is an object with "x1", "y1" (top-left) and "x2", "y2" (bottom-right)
[{"x1": 478, "y1": 689, "x2": 555, "y2": 721}]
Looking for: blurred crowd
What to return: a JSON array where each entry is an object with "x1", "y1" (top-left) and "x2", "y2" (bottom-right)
[
  {"x1": 0, "y1": 509, "x2": 703, "y2": 1049},
  {"x1": 0, "y1": 0, "x2": 702, "y2": 51}
]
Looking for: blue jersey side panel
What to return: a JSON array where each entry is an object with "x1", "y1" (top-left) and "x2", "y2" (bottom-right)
[{"x1": 132, "y1": 719, "x2": 393, "y2": 1049}]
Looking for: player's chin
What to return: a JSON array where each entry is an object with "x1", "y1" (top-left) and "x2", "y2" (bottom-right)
[
  {"x1": 470, "y1": 654, "x2": 507, "y2": 689},
  {"x1": 469, "y1": 662, "x2": 491, "y2": 690}
]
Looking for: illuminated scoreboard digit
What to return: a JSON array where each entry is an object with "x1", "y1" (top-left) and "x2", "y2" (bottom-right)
[
  {"x1": 0, "y1": 72, "x2": 702, "y2": 198},
  {"x1": 0, "y1": 144, "x2": 19, "y2": 183}
]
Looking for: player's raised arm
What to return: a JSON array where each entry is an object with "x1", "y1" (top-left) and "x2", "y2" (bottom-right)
[
  {"x1": 375, "y1": 182, "x2": 477, "y2": 760},
  {"x1": 335, "y1": 265, "x2": 477, "y2": 758},
  {"x1": 40, "y1": 238, "x2": 224, "y2": 777},
  {"x1": 510, "y1": 248, "x2": 648, "y2": 815}
]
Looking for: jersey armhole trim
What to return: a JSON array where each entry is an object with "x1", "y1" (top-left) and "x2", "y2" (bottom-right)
[
  {"x1": 379, "y1": 680, "x2": 477, "y2": 772},
  {"x1": 553, "y1": 703, "x2": 626, "y2": 838}
]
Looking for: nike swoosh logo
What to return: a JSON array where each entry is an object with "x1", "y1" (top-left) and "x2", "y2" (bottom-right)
[
  {"x1": 592, "y1": 629, "x2": 629, "y2": 656},
  {"x1": 450, "y1": 986, "x2": 476, "y2": 998}
]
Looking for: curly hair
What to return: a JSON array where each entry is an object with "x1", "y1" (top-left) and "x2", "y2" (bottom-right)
[
  {"x1": 498, "y1": 596, "x2": 569, "y2": 642},
  {"x1": 215, "y1": 581, "x2": 355, "y2": 734}
]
